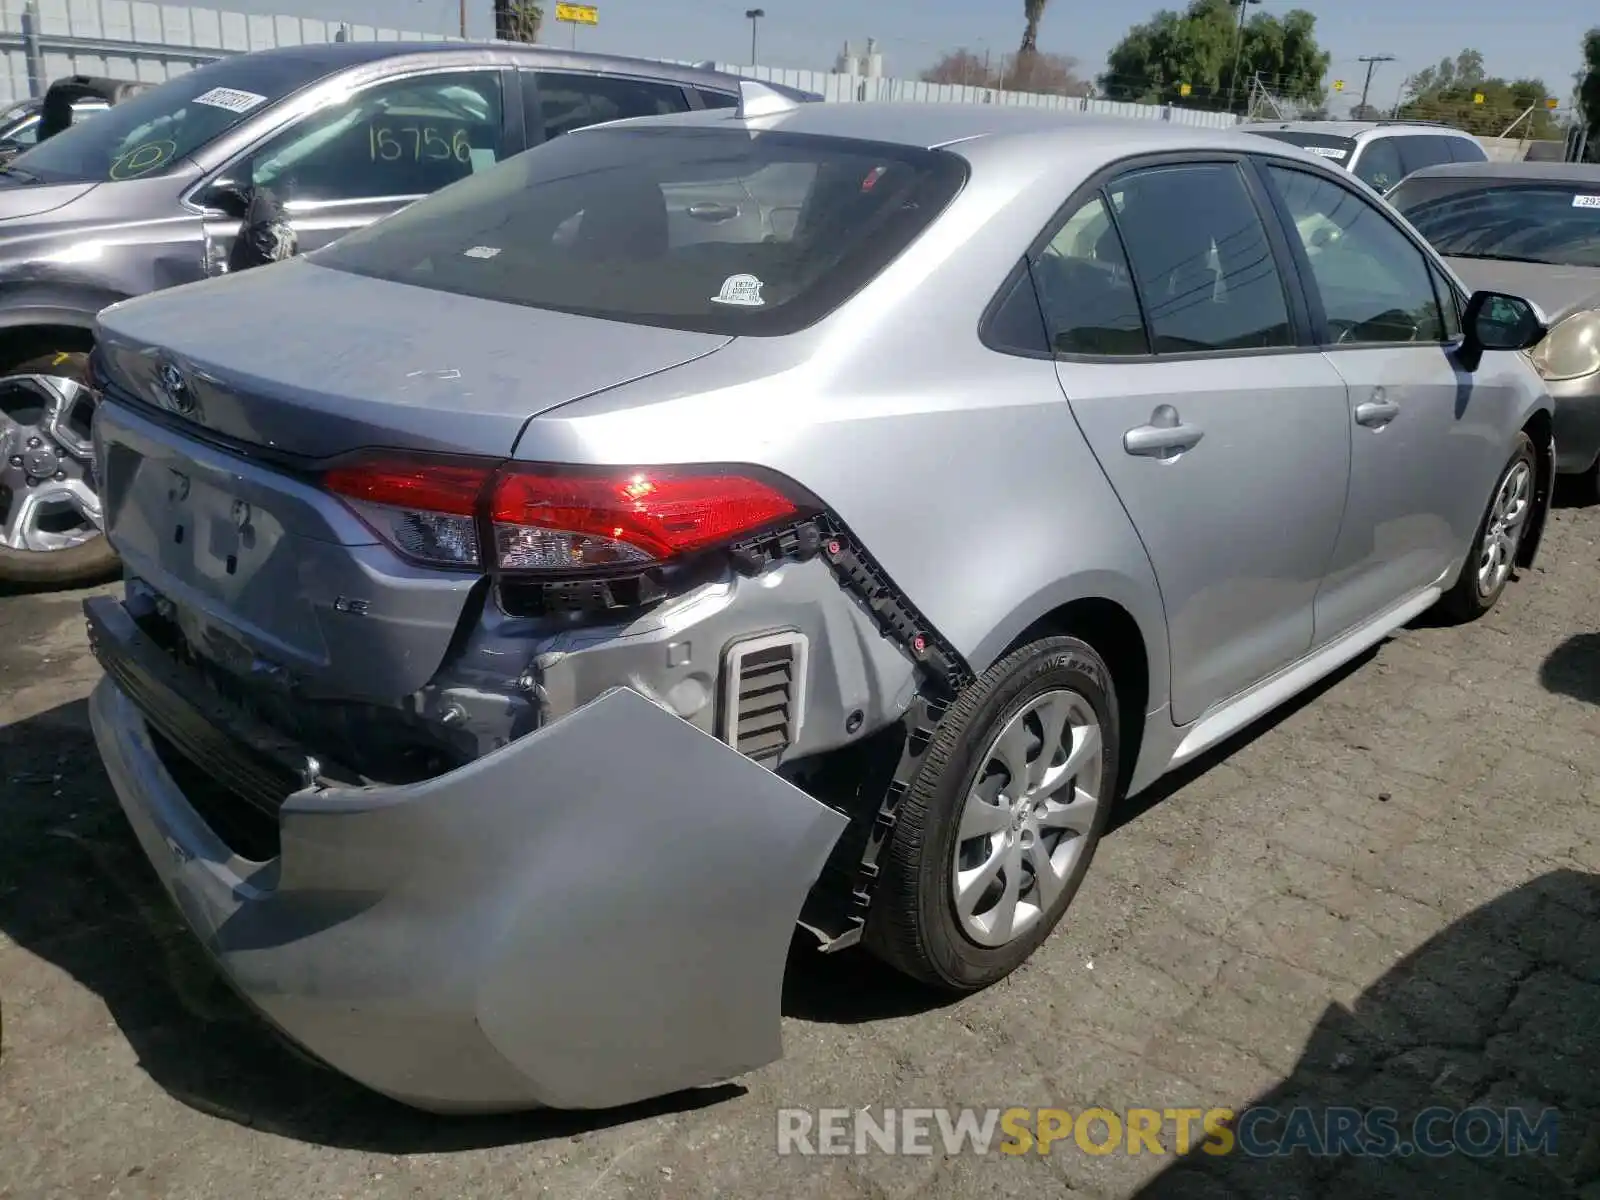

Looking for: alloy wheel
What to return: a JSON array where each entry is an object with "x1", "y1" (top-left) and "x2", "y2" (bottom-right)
[
  {"x1": 0, "y1": 373, "x2": 102, "y2": 554},
  {"x1": 950, "y1": 687, "x2": 1105, "y2": 948}
]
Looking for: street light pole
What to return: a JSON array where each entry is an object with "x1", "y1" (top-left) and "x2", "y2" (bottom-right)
[
  {"x1": 1225, "y1": 0, "x2": 1262, "y2": 115},
  {"x1": 1357, "y1": 53, "x2": 1396, "y2": 115},
  {"x1": 745, "y1": 8, "x2": 764, "y2": 66}
]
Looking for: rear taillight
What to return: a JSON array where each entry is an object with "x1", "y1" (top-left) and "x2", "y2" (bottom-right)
[
  {"x1": 324, "y1": 457, "x2": 804, "y2": 572},
  {"x1": 323, "y1": 460, "x2": 492, "y2": 568},
  {"x1": 491, "y1": 468, "x2": 799, "y2": 570}
]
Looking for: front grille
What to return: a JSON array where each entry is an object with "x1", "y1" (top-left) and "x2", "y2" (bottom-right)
[{"x1": 721, "y1": 631, "x2": 808, "y2": 768}]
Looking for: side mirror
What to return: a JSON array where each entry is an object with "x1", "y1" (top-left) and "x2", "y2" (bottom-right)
[
  {"x1": 1458, "y1": 290, "x2": 1548, "y2": 372},
  {"x1": 200, "y1": 179, "x2": 251, "y2": 220}
]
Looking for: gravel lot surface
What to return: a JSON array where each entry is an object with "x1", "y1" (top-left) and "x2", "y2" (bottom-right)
[{"x1": 2, "y1": 495, "x2": 1597, "y2": 1199}]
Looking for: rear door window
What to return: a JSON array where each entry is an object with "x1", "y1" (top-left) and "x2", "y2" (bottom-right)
[
  {"x1": 528, "y1": 71, "x2": 689, "y2": 142},
  {"x1": 1103, "y1": 162, "x2": 1295, "y2": 353},
  {"x1": 694, "y1": 88, "x2": 739, "y2": 109},
  {"x1": 1447, "y1": 136, "x2": 1488, "y2": 163},
  {"x1": 1398, "y1": 135, "x2": 1456, "y2": 177},
  {"x1": 231, "y1": 70, "x2": 505, "y2": 203},
  {"x1": 1350, "y1": 136, "x2": 1404, "y2": 192}
]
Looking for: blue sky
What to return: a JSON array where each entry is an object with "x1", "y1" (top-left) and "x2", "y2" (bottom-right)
[{"x1": 260, "y1": 0, "x2": 1595, "y2": 110}]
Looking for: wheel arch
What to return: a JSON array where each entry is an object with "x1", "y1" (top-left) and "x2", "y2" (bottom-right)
[
  {"x1": 1516, "y1": 406, "x2": 1554, "y2": 569},
  {"x1": 1000, "y1": 593, "x2": 1155, "y2": 803}
]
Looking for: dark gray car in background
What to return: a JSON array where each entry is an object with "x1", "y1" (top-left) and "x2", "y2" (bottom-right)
[
  {"x1": 1388, "y1": 162, "x2": 1600, "y2": 499},
  {"x1": 0, "y1": 40, "x2": 815, "y2": 586}
]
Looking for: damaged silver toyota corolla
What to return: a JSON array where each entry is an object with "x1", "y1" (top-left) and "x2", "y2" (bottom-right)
[{"x1": 85, "y1": 85, "x2": 1555, "y2": 1112}]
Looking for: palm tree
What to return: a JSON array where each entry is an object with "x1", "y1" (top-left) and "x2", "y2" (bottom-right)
[
  {"x1": 494, "y1": 0, "x2": 543, "y2": 42},
  {"x1": 1019, "y1": 0, "x2": 1048, "y2": 55},
  {"x1": 508, "y1": 2, "x2": 544, "y2": 42}
]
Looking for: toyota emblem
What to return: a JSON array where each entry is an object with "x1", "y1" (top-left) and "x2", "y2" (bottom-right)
[{"x1": 154, "y1": 359, "x2": 195, "y2": 415}]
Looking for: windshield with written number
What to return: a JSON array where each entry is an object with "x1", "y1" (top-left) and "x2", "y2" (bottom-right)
[{"x1": 3, "y1": 54, "x2": 336, "y2": 184}]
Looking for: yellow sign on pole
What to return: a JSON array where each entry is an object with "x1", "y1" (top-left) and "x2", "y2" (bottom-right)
[
  {"x1": 1547, "y1": 97, "x2": 1560, "y2": 109},
  {"x1": 555, "y1": 3, "x2": 598, "y2": 24},
  {"x1": 1473, "y1": 92, "x2": 1485, "y2": 104},
  {"x1": 1332, "y1": 79, "x2": 1344, "y2": 91},
  {"x1": 1179, "y1": 82, "x2": 1191, "y2": 97}
]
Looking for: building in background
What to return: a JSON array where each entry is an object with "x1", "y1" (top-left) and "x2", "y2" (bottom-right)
[{"x1": 834, "y1": 38, "x2": 884, "y2": 78}]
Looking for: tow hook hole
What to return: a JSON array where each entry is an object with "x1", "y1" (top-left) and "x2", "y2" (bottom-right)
[
  {"x1": 846, "y1": 709, "x2": 864, "y2": 735},
  {"x1": 225, "y1": 553, "x2": 237, "y2": 576},
  {"x1": 173, "y1": 524, "x2": 184, "y2": 544}
]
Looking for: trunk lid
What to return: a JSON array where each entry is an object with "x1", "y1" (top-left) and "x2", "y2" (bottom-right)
[{"x1": 95, "y1": 257, "x2": 734, "y2": 460}]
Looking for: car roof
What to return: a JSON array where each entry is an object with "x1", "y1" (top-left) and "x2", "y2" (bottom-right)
[
  {"x1": 590, "y1": 99, "x2": 1301, "y2": 157},
  {"x1": 1244, "y1": 120, "x2": 1470, "y2": 139},
  {"x1": 204, "y1": 39, "x2": 803, "y2": 96},
  {"x1": 1400, "y1": 160, "x2": 1600, "y2": 184}
]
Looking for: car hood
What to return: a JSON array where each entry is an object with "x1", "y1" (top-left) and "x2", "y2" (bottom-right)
[
  {"x1": 95, "y1": 257, "x2": 735, "y2": 460},
  {"x1": 1443, "y1": 256, "x2": 1600, "y2": 324},
  {"x1": 0, "y1": 177, "x2": 98, "y2": 220}
]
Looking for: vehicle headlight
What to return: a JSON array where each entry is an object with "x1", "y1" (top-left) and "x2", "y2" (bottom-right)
[{"x1": 1529, "y1": 309, "x2": 1600, "y2": 381}]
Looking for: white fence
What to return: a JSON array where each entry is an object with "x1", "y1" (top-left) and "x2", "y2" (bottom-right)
[
  {"x1": 704, "y1": 61, "x2": 1241, "y2": 130},
  {"x1": 0, "y1": 0, "x2": 1240, "y2": 132}
]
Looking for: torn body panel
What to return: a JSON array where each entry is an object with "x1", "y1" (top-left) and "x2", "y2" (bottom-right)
[
  {"x1": 422, "y1": 555, "x2": 921, "y2": 768},
  {"x1": 89, "y1": 674, "x2": 848, "y2": 1113}
]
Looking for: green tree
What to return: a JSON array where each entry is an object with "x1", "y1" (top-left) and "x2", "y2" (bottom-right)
[
  {"x1": 1399, "y1": 48, "x2": 1557, "y2": 139},
  {"x1": 493, "y1": 0, "x2": 543, "y2": 42},
  {"x1": 1578, "y1": 28, "x2": 1600, "y2": 157},
  {"x1": 1099, "y1": 0, "x2": 1328, "y2": 114}
]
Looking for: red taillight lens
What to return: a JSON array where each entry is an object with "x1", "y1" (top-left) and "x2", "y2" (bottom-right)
[
  {"x1": 323, "y1": 458, "x2": 803, "y2": 573},
  {"x1": 491, "y1": 467, "x2": 800, "y2": 571},
  {"x1": 324, "y1": 459, "x2": 492, "y2": 568}
]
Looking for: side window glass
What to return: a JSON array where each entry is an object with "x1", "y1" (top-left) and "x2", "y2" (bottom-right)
[
  {"x1": 234, "y1": 71, "x2": 504, "y2": 204},
  {"x1": 1398, "y1": 135, "x2": 1453, "y2": 177},
  {"x1": 1032, "y1": 193, "x2": 1148, "y2": 355},
  {"x1": 1266, "y1": 164, "x2": 1445, "y2": 345},
  {"x1": 695, "y1": 89, "x2": 739, "y2": 110},
  {"x1": 985, "y1": 264, "x2": 1051, "y2": 355},
  {"x1": 1448, "y1": 136, "x2": 1488, "y2": 163},
  {"x1": 1112, "y1": 163, "x2": 1294, "y2": 353},
  {"x1": 532, "y1": 72, "x2": 688, "y2": 141},
  {"x1": 8, "y1": 116, "x2": 38, "y2": 146},
  {"x1": 1351, "y1": 137, "x2": 1403, "y2": 193}
]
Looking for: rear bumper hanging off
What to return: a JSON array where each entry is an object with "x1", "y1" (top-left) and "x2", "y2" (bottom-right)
[{"x1": 87, "y1": 598, "x2": 847, "y2": 1113}]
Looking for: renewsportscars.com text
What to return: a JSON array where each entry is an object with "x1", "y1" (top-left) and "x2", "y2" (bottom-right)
[{"x1": 775, "y1": 1105, "x2": 1560, "y2": 1159}]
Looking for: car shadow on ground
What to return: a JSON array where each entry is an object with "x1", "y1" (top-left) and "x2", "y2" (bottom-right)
[
  {"x1": 0, "y1": 640, "x2": 1386, "y2": 1152},
  {"x1": 1541, "y1": 633, "x2": 1600, "y2": 706},
  {"x1": 1131, "y1": 868, "x2": 1600, "y2": 1199}
]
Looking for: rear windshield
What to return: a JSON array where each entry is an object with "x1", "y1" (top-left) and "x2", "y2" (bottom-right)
[
  {"x1": 1389, "y1": 178, "x2": 1600, "y2": 268},
  {"x1": 311, "y1": 125, "x2": 969, "y2": 336},
  {"x1": 1244, "y1": 129, "x2": 1357, "y2": 165},
  {"x1": 4, "y1": 54, "x2": 336, "y2": 184}
]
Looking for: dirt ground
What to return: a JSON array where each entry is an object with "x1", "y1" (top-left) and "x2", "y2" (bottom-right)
[{"x1": 2, "y1": 494, "x2": 1598, "y2": 1199}]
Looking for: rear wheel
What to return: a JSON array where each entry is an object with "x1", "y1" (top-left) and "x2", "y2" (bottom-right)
[
  {"x1": 1438, "y1": 432, "x2": 1536, "y2": 622},
  {"x1": 0, "y1": 348, "x2": 117, "y2": 587},
  {"x1": 864, "y1": 635, "x2": 1119, "y2": 992}
]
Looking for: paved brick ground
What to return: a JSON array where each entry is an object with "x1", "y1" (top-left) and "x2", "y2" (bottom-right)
[{"x1": 2, "y1": 498, "x2": 1597, "y2": 1199}]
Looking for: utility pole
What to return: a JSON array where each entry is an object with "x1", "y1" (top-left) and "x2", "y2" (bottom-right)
[
  {"x1": 459, "y1": 0, "x2": 467, "y2": 38},
  {"x1": 1225, "y1": 0, "x2": 1262, "y2": 114},
  {"x1": 1357, "y1": 54, "x2": 1396, "y2": 115},
  {"x1": 745, "y1": 8, "x2": 764, "y2": 66}
]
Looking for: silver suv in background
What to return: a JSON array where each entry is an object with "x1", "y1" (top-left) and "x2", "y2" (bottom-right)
[{"x1": 1245, "y1": 120, "x2": 1488, "y2": 195}]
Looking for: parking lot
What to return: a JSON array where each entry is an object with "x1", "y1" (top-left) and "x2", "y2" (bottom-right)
[{"x1": 0, "y1": 495, "x2": 1596, "y2": 1198}]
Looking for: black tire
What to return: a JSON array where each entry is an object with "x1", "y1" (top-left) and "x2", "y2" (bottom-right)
[
  {"x1": 0, "y1": 349, "x2": 118, "y2": 589},
  {"x1": 1438, "y1": 431, "x2": 1537, "y2": 623},
  {"x1": 864, "y1": 635, "x2": 1120, "y2": 992}
]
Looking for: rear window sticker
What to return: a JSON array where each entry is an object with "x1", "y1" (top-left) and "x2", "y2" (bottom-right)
[{"x1": 712, "y1": 273, "x2": 765, "y2": 307}]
